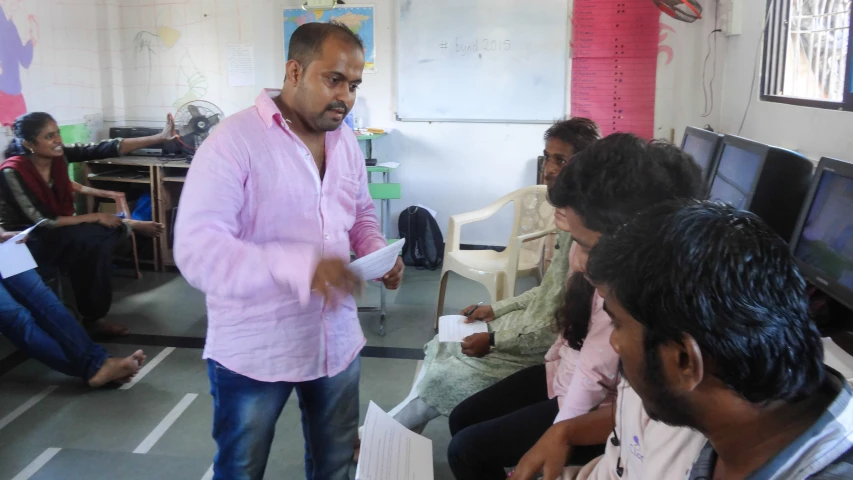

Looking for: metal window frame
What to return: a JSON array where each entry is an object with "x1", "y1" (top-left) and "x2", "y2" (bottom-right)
[{"x1": 761, "y1": 0, "x2": 853, "y2": 111}]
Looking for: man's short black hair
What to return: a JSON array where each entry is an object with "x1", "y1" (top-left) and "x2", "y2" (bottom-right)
[
  {"x1": 548, "y1": 133, "x2": 703, "y2": 235},
  {"x1": 544, "y1": 117, "x2": 601, "y2": 154},
  {"x1": 288, "y1": 20, "x2": 365, "y2": 66},
  {"x1": 587, "y1": 200, "x2": 825, "y2": 404}
]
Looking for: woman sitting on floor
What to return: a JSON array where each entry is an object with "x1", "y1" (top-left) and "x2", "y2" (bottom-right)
[
  {"x1": 0, "y1": 112, "x2": 169, "y2": 336},
  {"x1": 0, "y1": 229, "x2": 145, "y2": 386}
]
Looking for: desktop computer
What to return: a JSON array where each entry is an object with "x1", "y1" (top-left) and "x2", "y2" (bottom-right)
[
  {"x1": 790, "y1": 157, "x2": 853, "y2": 313},
  {"x1": 706, "y1": 135, "x2": 813, "y2": 242},
  {"x1": 680, "y1": 126, "x2": 724, "y2": 194}
]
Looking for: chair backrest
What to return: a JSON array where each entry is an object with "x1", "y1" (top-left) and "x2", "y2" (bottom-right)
[{"x1": 510, "y1": 185, "x2": 556, "y2": 261}]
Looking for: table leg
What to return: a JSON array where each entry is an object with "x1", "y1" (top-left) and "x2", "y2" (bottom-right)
[{"x1": 379, "y1": 284, "x2": 387, "y2": 337}]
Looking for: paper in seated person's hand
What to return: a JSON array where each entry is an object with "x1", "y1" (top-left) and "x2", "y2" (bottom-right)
[{"x1": 381, "y1": 256, "x2": 405, "y2": 290}]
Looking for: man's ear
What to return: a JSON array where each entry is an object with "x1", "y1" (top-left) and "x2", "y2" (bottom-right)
[
  {"x1": 284, "y1": 60, "x2": 303, "y2": 87},
  {"x1": 661, "y1": 334, "x2": 704, "y2": 392}
]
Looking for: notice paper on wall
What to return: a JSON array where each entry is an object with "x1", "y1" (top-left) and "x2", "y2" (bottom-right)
[
  {"x1": 0, "y1": 220, "x2": 45, "y2": 278},
  {"x1": 356, "y1": 401, "x2": 434, "y2": 480},
  {"x1": 227, "y1": 44, "x2": 255, "y2": 87},
  {"x1": 438, "y1": 315, "x2": 488, "y2": 343}
]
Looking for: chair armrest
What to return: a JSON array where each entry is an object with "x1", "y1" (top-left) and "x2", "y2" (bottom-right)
[
  {"x1": 501, "y1": 227, "x2": 559, "y2": 297},
  {"x1": 517, "y1": 227, "x2": 559, "y2": 244},
  {"x1": 445, "y1": 197, "x2": 513, "y2": 252}
]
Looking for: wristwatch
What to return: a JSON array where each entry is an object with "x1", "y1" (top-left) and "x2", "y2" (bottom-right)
[{"x1": 489, "y1": 332, "x2": 496, "y2": 347}]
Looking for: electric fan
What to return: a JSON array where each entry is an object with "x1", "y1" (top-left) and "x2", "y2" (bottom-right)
[
  {"x1": 174, "y1": 100, "x2": 223, "y2": 155},
  {"x1": 653, "y1": 0, "x2": 702, "y2": 23}
]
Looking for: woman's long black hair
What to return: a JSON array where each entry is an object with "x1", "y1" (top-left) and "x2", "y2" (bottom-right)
[
  {"x1": 4, "y1": 112, "x2": 56, "y2": 159},
  {"x1": 554, "y1": 270, "x2": 596, "y2": 350}
]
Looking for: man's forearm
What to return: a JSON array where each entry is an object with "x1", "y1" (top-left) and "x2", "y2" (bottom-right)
[{"x1": 559, "y1": 405, "x2": 615, "y2": 447}]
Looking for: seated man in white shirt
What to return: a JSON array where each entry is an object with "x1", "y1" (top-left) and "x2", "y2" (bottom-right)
[{"x1": 512, "y1": 374, "x2": 705, "y2": 480}]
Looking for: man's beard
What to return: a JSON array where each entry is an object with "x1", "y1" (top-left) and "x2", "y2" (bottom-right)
[{"x1": 630, "y1": 348, "x2": 699, "y2": 428}]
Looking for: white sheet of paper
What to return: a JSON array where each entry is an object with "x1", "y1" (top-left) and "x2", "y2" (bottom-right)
[
  {"x1": 376, "y1": 161, "x2": 400, "y2": 169},
  {"x1": 438, "y1": 315, "x2": 488, "y2": 342},
  {"x1": 0, "y1": 220, "x2": 44, "y2": 278},
  {"x1": 355, "y1": 401, "x2": 434, "y2": 480},
  {"x1": 227, "y1": 44, "x2": 255, "y2": 87},
  {"x1": 348, "y1": 239, "x2": 405, "y2": 281}
]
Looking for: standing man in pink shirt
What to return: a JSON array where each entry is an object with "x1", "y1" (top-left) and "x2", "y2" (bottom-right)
[{"x1": 174, "y1": 21, "x2": 403, "y2": 480}]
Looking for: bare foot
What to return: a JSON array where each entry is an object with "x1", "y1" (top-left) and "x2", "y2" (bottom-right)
[
  {"x1": 118, "y1": 351, "x2": 147, "y2": 383},
  {"x1": 86, "y1": 321, "x2": 129, "y2": 337},
  {"x1": 127, "y1": 220, "x2": 165, "y2": 238},
  {"x1": 131, "y1": 349, "x2": 147, "y2": 368},
  {"x1": 88, "y1": 353, "x2": 143, "y2": 387}
]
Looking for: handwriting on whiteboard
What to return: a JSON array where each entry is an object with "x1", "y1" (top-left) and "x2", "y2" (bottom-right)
[{"x1": 438, "y1": 38, "x2": 512, "y2": 56}]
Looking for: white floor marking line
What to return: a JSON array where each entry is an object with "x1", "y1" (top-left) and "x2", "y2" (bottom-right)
[
  {"x1": 0, "y1": 385, "x2": 58, "y2": 432},
  {"x1": 120, "y1": 347, "x2": 176, "y2": 390},
  {"x1": 11, "y1": 447, "x2": 62, "y2": 480},
  {"x1": 201, "y1": 463, "x2": 214, "y2": 480},
  {"x1": 133, "y1": 393, "x2": 198, "y2": 454}
]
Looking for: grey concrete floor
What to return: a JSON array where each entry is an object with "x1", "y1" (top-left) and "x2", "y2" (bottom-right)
[{"x1": 0, "y1": 268, "x2": 539, "y2": 480}]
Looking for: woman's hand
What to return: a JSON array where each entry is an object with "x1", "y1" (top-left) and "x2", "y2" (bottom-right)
[
  {"x1": 0, "y1": 231, "x2": 24, "y2": 244},
  {"x1": 94, "y1": 213, "x2": 123, "y2": 228},
  {"x1": 159, "y1": 113, "x2": 177, "y2": 141},
  {"x1": 28, "y1": 15, "x2": 40, "y2": 47}
]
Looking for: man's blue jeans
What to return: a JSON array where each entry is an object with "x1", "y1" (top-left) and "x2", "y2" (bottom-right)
[
  {"x1": 207, "y1": 356, "x2": 360, "y2": 480},
  {"x1": 0, "y1": 269, "x2": 108, "y2": 380}
]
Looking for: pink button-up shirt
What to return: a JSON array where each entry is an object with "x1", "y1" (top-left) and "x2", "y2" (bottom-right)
[
  {"x1": 175, "y1": 89, "x2": 386, "y2": 382},
  {"x1": 545, "y1": 243, "x2": 620, "y2": 423}
]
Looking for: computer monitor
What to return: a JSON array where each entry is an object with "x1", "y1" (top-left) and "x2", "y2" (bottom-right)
[
  {"x1": 790, "y1": 157, "x2": 853, "y2": 312},
  {"x1": 680, "y1": 126, "x2": 723, "y2": 192},
  {"x1": 706, "y1": 135, "x2": 814, "y2": 241}
]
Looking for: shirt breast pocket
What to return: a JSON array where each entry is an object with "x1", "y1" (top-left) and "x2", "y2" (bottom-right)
[{"x1": 336, "y1": 175, "x2": 360, "y2": 230}]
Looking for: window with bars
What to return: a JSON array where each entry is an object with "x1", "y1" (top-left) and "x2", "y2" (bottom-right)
[{"x1": 762, "y1": 0, "x2": 853, "y2": 110}]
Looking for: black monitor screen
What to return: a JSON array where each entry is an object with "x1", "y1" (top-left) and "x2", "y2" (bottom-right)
[
  {"x1": 708, "y1": 145, "x2": 763, "y2": 209},
  {"x1": 794, "y1": 171, "x2": 853, "y2": 291},
  {"x1": 683, "y1": 134, "x2": 717, "y2": 173}
]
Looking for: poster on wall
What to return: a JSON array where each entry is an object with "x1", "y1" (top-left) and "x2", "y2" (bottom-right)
[{"x1": 283, "y1": 5, "x2": 376, "y2": 72}]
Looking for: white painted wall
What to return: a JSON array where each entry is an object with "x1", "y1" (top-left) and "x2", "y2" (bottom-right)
[{"x1": 717, "y1": 0, "x2": 853, "y2": 162}]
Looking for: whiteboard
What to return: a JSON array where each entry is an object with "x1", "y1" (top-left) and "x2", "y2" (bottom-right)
[{"x1": 396, "y1": 0, "x2": 569, "y2": 123}]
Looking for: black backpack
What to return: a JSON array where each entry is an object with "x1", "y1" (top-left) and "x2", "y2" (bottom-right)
[{"x1": 398, "y1": 206, "x2": 444, "y2": 270}]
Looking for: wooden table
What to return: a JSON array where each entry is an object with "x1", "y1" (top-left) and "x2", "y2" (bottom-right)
[{"x1": 84, "y1": 157, "x2": 190, "y2": 270}]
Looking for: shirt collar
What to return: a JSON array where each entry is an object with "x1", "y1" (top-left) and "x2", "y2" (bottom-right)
[
  {"x1": 687, "y1": 366, "x2": 853, "y2": 479},
  {"x1": 256, "y1": 89, "x2": 285, "y2": 130},
  {"x1": 255, "y1": 88, "x2": 346, "y2": 137}
]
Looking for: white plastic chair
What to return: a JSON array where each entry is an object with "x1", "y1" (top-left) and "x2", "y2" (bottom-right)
[{"x1": 434, "y1": 185, "x2": 557, "y2": 329}]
